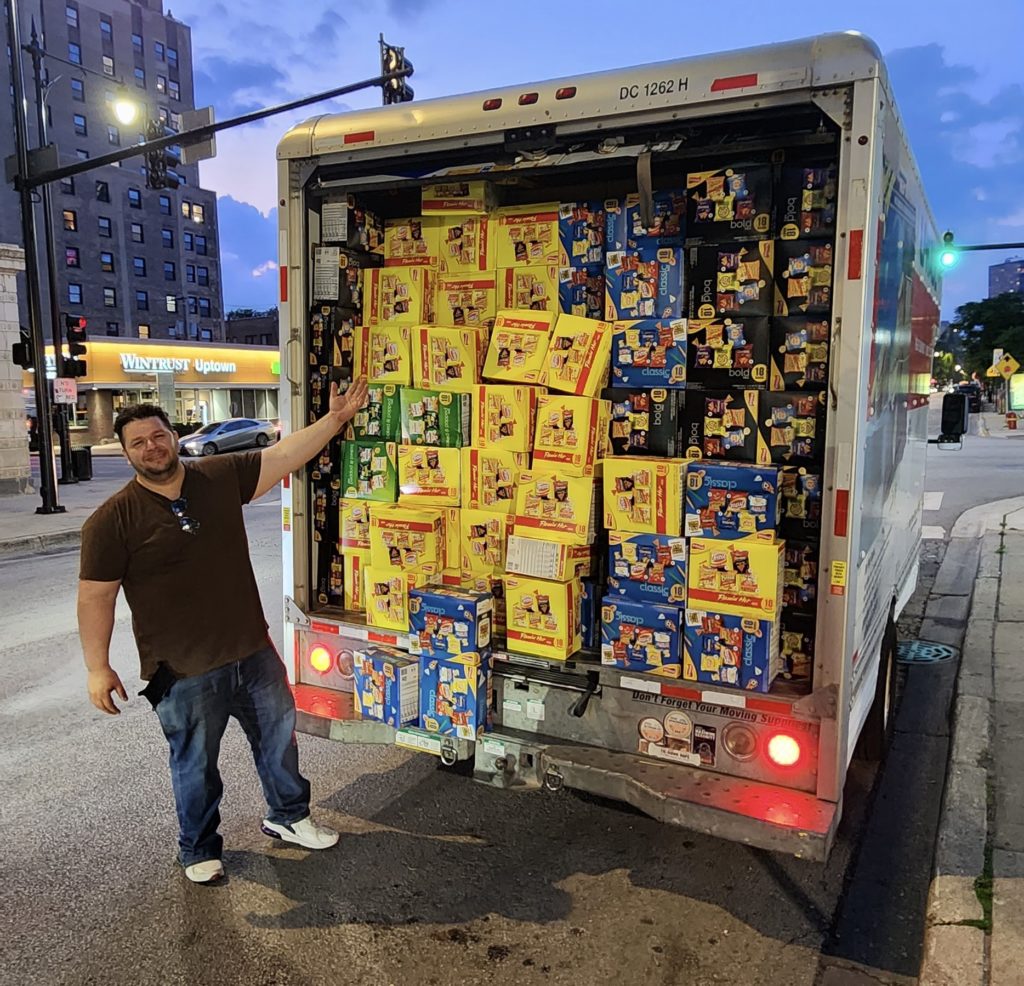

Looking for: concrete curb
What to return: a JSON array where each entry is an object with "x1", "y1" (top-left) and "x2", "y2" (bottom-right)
[
  {"x1": 0, "y1": 529, "x2": 82, "y2": 560},
  {"x1": 918, "y1": 528, "x2": 998, "y2": 986}
]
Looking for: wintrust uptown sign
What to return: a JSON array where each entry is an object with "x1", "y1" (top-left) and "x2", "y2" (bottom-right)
[{"x1": 119, "y1": 353, "x2": 238, "y2": 375}]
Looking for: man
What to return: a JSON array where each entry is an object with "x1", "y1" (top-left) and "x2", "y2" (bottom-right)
[{"x1": 78, "y1": 378, "x2": 368, "y2": 884}]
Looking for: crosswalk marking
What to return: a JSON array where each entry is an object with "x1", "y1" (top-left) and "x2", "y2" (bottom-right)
[
  {"x1": 923, "y1": 492, "x2": 944, "y2": 512},
  {"x1": 921, "y1": 526, "x2": 946, "y2": 540}
]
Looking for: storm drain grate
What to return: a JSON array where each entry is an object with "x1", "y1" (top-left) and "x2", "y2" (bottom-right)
[{"x1": 897, "y1": 640, "x2": 957, "y2": 665}]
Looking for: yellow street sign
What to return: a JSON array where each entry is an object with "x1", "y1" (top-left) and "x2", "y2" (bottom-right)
[
  {"x1": 998, "y1": 354, "x2": 1020, "y2": 380},
  {"x1": 986, "y1": 365, "x2": 1000, "y2": 377}
]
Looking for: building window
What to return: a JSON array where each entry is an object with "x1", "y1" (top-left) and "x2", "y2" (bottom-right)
[
  {"x1": 63, "y1": 209, "x2": 77, "y2": 232},
  {"x1": 66, "y1": 4, "x2": 78, "y2": 28},
  {"x1": 138, "y1": 323, "x2": 150, "y2": 338},
  {"x1": 71, "y1": 78, "x2": 84, "y2": 101},
  {"x1": 167, "y1": 47, "x2": 178, "y2": 68},
  {"x1": 103, "y1": 287, "x2": 116, "y2": 307},
  {"x1": 154, "y1": 41, "x2": 164, "y2": 60},
  {"x1": 160, "y1": 229, "x2": 173, "y2": 249},
  {"x1": 134, "y1": 67, "x2": 145, "y2": 88},
  {"x1": 106, "y1": 322, "x2": 119, "y2": 336},
  {"x1": 73, "y1": 113, "x2": 87, "y2": 136},
  {"x1": 60, "y1": 176, "x2": 75, "y2": 194},
  {"x1": 68, "y1": 42, "x2": 82, "y2": 65},
  {"x1": 100, "y1": 252, "x2": 114, "y2": 272},
  {"x1": 100, "y1": 17, "x2": 112, "y2": 41},
  {"x1": 198, "y1": 298, "x2": 212, "y2": 317},
  {"x1": 98, "y1": 216, "x2": 112, "y2": 237},
  {"x1": 170, "y1": 111, "x2": 183, "y2": 132},
  {"x1": 195, "y1": 235, "x2": 207, "y2": 256},
  {"x1": 192, "y1": 203, "x2": 205, "y2": 224},
  {"x1": 128, "y1": 188, "x2": 142, "y2": 209},
  {"x1": 131, "y1": 223, "x2": 144, "y2": 243},
  {"x1": 156, "y1": 75, "x2": 166, "y2": 94},
  {"x1": 164, "y1": 261, "x2": 176, "y2": 280},
  {"x1": 76, "y1": 149, "x2": 89, "y2": 160},
  {"x1": 168, "y1": 80, "x2": 180, "y2": 101},
  {"x1": 197, "y1": 266, "x2": 209, "y2": 287},
  {"x1": 159, "y1": 195, "x2": 171, "y2": 216},
  {"x1": 65, "y1": 247, "x2": 80, "y2": 268},
  {"x1": 131, "y1": 33, "x2": 143, "y2": 53},
  {"x1": 107, "y1": 125, "x2": 120, "y2": 145},
  {"x1": 181, "y1": 200, "x2": 191, "y2": 219},
  {"x1": 136, "y1": 291, "x2": 149, "y2": 311},
  {"x1": 187, "y1": 297, "x2": 198, "y2": 315},
  {"x1": 96, "y1": 181, "x2": 109, "y2": 202},
  {"x1": 184, "y1": 232, "x2": 193, "y2": 251},
  {"x1": 133, "y1": 257, "x2": 146, "y2": 276},
  {"x1": 166, "y1": 295, "x2": 177, "y2": 313},
  {"x1": 185, "y1": 264, "x2": 195, "y2": 283},
  {"x1": 158, "y1": 107, "x2": 170, "y2": 127},
  {"x1": 102, "y1": 55, "x2": 114, "y2": 76},
  {"x1": 68, "y1": 283, "x2": 83, "y2": 304}
]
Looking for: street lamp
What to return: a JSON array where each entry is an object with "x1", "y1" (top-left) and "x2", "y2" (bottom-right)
[{"x1": 113, "y1": 93, "x2": 139, "y2": 126}]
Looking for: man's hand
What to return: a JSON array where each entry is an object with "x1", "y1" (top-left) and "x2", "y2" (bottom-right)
[
  {"x1": 88, "y1": 667, "x2": 128, "y2": 715},
  {"x1": 329, "y1": 377, "x2": 369, "y2": 429}
]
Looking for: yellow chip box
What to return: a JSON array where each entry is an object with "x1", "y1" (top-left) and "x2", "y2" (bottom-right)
[
  {"x1": 397, "y1": 445, "x2": 462, "y2": 507},
  {"x1": 494, "y1": 203, "x2": 562, "y2": 267},
  {"x1": 339, "y1": 499, "x2": 372, "y2": 551},
  {"x1": 473, "y1": 384, "x2": 544, "y2": 452},
  {"x1": 421, "y1": 180, "x2": 494, "y2": 216},
  {"x1": 437, "y1": 215, "x2": 495, "y2": 274},
  {"x1": 412, "y1": 324, "x2": 485, "y2": 393},
  {"x1": 514, "y1": 470, "x2": 596, "y2": 545},
  {"x1": 441, "y1": 506, "x2": 461, "y2": 572},
  {"x1": 500, "y1": 265, "x2": 559, "y2": 312},
  {"x1": 384, "y1": 216, "x2": 441, "y2": 267},
  {"x1": 460, "y1": 508, "x2": 514, "y2": 577},
  {"x1": 366, "y1": 267, "x2": 436, "y2": 325},
  {"x1": 505, "y1": 535, "x2": 593, "y2": 582},
  {"x1": 687, "y1": 538, "x2": 785, "y2": 619},
  {"x1": 532, "y1": 394, "x2": 610, "y2": 476},
  {"x1": 504, "y1": 575, "x2": 582, "y2": 660},
  {"x1": 369, "y1": 503, "x2": 445, "y2": 570},
  {"x1": 602, "y1": 457, "x2": 687, "y2": 536},
  {"x1": 545, "y1": 313, "x2": 614, "y2": 396},
  {"x1": 435, "y1": 272, "x2": 498, "y2": 330},
  {"x1": 461, "y1": 446, "x2": 530, "y2": 514},
  {"x1": 354, "y1": 324, "x2": 412, "y2": 385},
  {"x1": 462, "y1": 573, "x2": 506, "y2": 637},
  {"x1": 482, "y1": 309, "x2": 556, "y2": 384},
  {"x1": 364, "y1": 565, "x2": 440, "y2": 632},
  {"x1": 343, "y1": 547, "x2": 370, "y2": 612}
]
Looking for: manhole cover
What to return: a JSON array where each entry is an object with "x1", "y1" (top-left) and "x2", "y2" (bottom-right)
[{"x1": 897, "y1": 640, "x2": 957, "y2": 665}]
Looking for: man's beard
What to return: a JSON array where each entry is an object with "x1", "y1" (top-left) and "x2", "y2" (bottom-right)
[{"x1": 131, "y1": 447, "x2": 179, "y2": 483}]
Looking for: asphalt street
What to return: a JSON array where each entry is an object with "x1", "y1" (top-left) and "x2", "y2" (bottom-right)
[{"x1": 0, "y1": 422, "x2": 1013, "y2": 986}]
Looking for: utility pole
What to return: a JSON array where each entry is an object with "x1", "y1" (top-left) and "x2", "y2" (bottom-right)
[{"x1": 5, "y1": 0, "x2": 62, "y2": 512}]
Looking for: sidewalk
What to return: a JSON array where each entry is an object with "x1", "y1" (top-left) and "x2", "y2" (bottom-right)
[
  {"x1": 920, "y1": 505, "x2": 1024, "y2": 985},
  {"x1": 977, "y1": 412, "x2": 1024, "y2": 439}
]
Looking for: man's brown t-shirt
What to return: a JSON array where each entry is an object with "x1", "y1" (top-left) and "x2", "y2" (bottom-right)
[{"x1": 79, "y1": 451, "x2": 270, "y2": 680}]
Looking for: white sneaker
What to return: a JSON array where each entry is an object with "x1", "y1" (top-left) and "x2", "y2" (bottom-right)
[
  {"x1": 185, "y1": 859, "x2": 225, "y2": 883},
  {"x1": 261, "y1": 816, "x2": 339, "y2": 850}
]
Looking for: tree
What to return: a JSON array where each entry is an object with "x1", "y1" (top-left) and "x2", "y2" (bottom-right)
[
  {"x1": 931, "y1": 350, "x2": 954, "y2": 388},
  {"x1": 948, "y1": 293, "x2": 1024, "y2": 378}
]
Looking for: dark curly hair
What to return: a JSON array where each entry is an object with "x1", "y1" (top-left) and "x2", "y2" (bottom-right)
[{"x1": 114, "y1": 403, "x2": 173, "y2": 445}]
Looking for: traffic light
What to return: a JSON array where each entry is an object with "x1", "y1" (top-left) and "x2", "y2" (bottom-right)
[
  {"x1": 12, "y1": 326, "x2": 34, "y2": 370},
  {"x1": 379, "y1": 35, "x2": 414, "y2": 105},
  {"x1": 939, "y1": 230, "x2": 958, "y2": 270},
  {"x1": 145, "y1": 121, "x2": 182, "y2": 190},
  {"x1": 64, "y1": 314, "x2": 88, "y2": 377}
]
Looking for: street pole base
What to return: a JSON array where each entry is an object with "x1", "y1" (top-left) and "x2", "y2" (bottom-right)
[
  {"x1": 35, "y1": 505, "x2": 67, "y2": 515},
  {"x1": 58, "y1": 477, "x2": 79, "y2": 485}
]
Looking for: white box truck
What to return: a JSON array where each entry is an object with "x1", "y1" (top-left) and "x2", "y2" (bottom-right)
[{"x1": 274, "y1": 33, "x2": 946, "y2": 860}]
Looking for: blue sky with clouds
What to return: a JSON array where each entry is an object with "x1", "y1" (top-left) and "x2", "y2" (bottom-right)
[{"x1": 172, "y1": 0, "x2": 1024, "y2": 318}]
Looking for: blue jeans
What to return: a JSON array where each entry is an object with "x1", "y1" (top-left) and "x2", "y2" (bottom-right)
[{"x1": 154, "y1": 645, "x2": 311, "y2": 868}]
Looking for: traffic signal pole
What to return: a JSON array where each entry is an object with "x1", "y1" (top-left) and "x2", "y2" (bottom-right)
[{"x1": 5, "y1": 0, "x2": 62, "y2": 512}]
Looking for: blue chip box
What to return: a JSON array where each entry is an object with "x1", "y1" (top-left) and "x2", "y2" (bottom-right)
[
  {"x1": 609, "y1": 318, "x2": 687, "y2": 389},
  {"x1": 605, "y1": 247, "x2": 685, "y2": 321},
  {"x1": 558, "y1": 201, "x2": 605, "y2": 267},
  {"x1": 685, "y1": 462, "x2": 781, "y2": 540},
  {"x1": 607, "y1": 532, "x2": 687, "y2": 604},
  {"x1": 559, "y1": 264, "x2": 605, "y2": 318},
  {"x1": 408, "y1": 586, "x2": 493, "y2": 658},
  {"x1": 353, "y1": 645, "x2": 420, "y2": 726},
  {"x1": 683, "y1": 608, "x2": 780, "y2": 692},
  {"x1": 604, "y1": 191, "x2": 686, "y2": 252},
  {"x1": 419, "y1": 653, "x2": 491, "y2": 740},
  {"x1": 600, "y1": 596, "x2": 682, "y2": 677}
]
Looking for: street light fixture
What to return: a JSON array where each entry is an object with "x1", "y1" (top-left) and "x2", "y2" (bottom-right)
[{"x1": 113, "y1": 93, "x2": 139, "y2": 126}]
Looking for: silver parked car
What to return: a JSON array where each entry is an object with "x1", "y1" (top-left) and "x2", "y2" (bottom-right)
[{"x1": 179, "y1": 418, "x2": 278, "y2": 456}]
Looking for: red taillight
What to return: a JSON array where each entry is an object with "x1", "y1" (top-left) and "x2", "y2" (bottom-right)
[
  {"x1": 767, "y1": 733, "x2": 802, "y2": 767},
  {"x1": 482, "y1": 98, "x2": 502, "y2": 111},
  {"x1": 555, "y1": 86, "x2": 576, "y2": 100},
  {"x1": 518, "y1": 92, "x2": 539, "y2": 106},
  {"x1": 309, "y1": 645, "x2": 332, "y2": 674}
]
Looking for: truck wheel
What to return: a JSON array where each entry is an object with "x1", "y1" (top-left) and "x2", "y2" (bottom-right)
[{"x1": 855, "y1": 615, "x2": 899, "y2": 762}]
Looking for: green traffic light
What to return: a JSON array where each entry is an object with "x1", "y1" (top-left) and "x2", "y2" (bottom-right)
[{"x1": 940, "y1": 249, "x2": 958, "y2": 269}]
